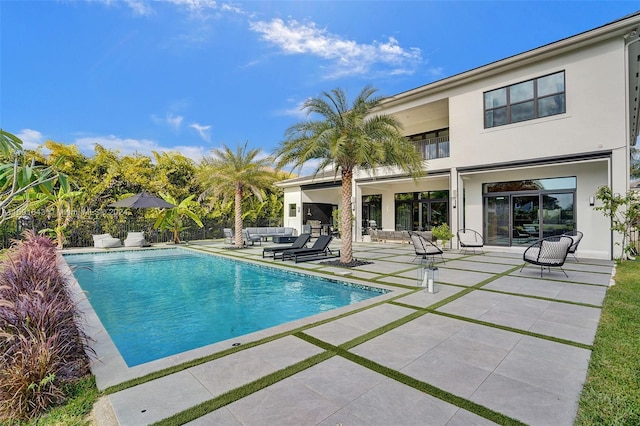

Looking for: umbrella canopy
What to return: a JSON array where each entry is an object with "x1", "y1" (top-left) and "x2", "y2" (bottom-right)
[{"x1": 109, "y1": 192, "x2": 175, "y2": 209}]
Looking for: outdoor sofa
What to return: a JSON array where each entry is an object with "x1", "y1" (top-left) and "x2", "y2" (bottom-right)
[
  {"x1": 371, "y1": 229, "x2": 433, "y2": 244},
  {"x1": 243, "y1": 227, "x2": 296, "y2": 241}
]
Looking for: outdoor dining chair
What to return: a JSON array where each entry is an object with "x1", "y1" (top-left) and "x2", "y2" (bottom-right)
[
  {"x1": 457, "y1": 228, "x2": 484, "y2": 254},
  {"x1": 563, "y1": 230, "x2": 583, "y2": 262},
  {"x1": 409, "y1": 231, "x2": 445, "y2": 265}
]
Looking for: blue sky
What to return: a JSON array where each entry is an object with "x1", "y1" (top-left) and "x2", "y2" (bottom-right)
[{"x1": 2, "y1": 1, "x2": 639, "y2": 170}]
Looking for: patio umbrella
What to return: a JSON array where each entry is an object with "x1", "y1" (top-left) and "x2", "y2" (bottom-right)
[{"x1": 109, "y1": 192, "x2": 175, "y2": 209}]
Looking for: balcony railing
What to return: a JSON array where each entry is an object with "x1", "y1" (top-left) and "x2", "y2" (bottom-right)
[{"x1": 413, "y1": 136, "x2": 450, "y2": 160}]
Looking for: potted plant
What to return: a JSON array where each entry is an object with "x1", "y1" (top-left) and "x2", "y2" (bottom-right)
[{"x1": 432, "y1": 223, "x2": 454, "y2": 250}]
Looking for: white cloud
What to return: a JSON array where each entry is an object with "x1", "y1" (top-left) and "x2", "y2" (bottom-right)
[
  {"x1": 151, "y1": 113, "x2": 184, "y2": 130},
  {"x1": 189, "y1": 123, "x2": 212, "y2": 142},
  {"x1": 73, "y1": 134, "x2": 209, "y2": 162},
  {"x1": 167, "y1": 114, "x2": 184, "y2": 130},
  {"x1": 74, "y1": 135, "x2": 162, "y2": 157},
  {"x1": 249, "y1": 18, "x2": 422, "y2": 79},
  {"x1": 160, "y1": 145, "x2": 208, "y2": 162},
  {"x1": 15, "y1": 129, "x2": 45, "y2": 151},
  {"x1": 96, "y1": 0, "x2": 154, "y2": 16},
  {"x1": 276, "y1": 98, "x2": 309, "y2": 119}
]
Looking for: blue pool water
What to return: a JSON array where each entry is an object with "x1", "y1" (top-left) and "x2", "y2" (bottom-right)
[{"x1": 65, "y1": 249, "x2": 384, "y2": 366}]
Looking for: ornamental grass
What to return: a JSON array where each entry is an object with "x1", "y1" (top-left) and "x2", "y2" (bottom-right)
[{"x1": 0, "y1": 231, "x2": 94, "y2": 422}]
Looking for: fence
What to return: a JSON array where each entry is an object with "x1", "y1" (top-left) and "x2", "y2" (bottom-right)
[{"x1": 0, "y1": 211, "x2": 283, "y2": 249}]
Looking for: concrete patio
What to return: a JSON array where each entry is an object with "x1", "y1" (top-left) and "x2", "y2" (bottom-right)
[{"x1": 73, "y1": 239, "x2": 614, "y2": 425}]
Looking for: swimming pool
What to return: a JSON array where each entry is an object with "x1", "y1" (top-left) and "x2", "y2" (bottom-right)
[{"x1": 65, "y1": 248, "x2": 384, "y2": 366}]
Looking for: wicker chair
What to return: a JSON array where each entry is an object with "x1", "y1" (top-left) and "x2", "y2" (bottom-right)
[
  {"x1": 409, "y1": 231, "x2": 445, "y2": 265},
  {"x1": 520, "y1": 235, "x2": 573, "y2": 277},
  {"x1": 457, "y1": 228, "x2": 484, "y2": 254}
]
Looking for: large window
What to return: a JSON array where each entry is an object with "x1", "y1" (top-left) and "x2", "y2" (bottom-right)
[
  {"x1": 483, "y1": 177, "x2": 576, "y2": 246},
  {"x1": 394, "y1": 191, "x2": 449, "y2": 231},
  {"x1": 484, "y1": 71, "x2": 565, "y2": 128}
]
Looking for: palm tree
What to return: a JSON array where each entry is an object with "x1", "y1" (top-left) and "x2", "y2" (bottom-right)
[
  {"x1": 198, "y1": 143, "x2": 276, "y2": 248},
  {"x1": 273, "y1": 85, "x2": 425, "y2": 264}
]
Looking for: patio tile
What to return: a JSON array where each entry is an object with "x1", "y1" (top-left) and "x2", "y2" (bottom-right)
[
  {"x1": 436, "y1": 290, "x2": 508, "y2": 319},
  {"x1": 446, "y1": 409, "x2": 499, "y2": 425},
  {"x1": 352, "y1": 314, "x2": 468, "y2": 371},
  {"x1": 470, "y1": 373, "x2": 578, "y2": 426},
  {"x1": 226, "y1": 379, "x2": 340, "y2": 425},
  {"x1": 293, "y1": 356, "x2": 384, "y2": 406},
  {"x1": 341, "y1": 376, "x2": 463, "y2": 425},
  {"x1": 109, "y1": 371, "x2": 212, "y2": 426},
  {"x1": 187, "y1": 407, "x2": 242, "y2": 425},
  {"x1": 402, "y1": 352, "x2": 493, "y2": 398},
  {"x1": 494, "y1": 345, "x2": 589, "y2": 398},
  {"x1": 529, "y1": 304, "x2": 601, "y2": 345},
  {"x1": 396, "y1": 284, "x2": 467, "y2": 308},
  {"x1": 463, "y1": 255, "x2": 525, "y2": 266},
  {"x1": 398, "y1": 268, "x2": 493, "y2": 287},
  {"x1": 485, "y1": 275, "x2": 607, "y2": 305},
  {"x1": 304, "y1": 304, "x2": 414, "y2": 345},
  {"x1": 442, "y1": 259, "x2": 516, "y2": 274}
]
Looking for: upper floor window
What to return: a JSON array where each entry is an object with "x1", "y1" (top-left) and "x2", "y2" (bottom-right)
[{"x1": 484, "y1": 71, "x2": 566, "y2": 128}]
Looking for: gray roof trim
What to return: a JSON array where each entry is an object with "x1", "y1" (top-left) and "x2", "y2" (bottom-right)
[{"x1": 456, "y1": 151, "x2": 612, "y2": 174}]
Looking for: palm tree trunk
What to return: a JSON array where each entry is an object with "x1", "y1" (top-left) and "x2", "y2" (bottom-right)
[
  {"x1": 235, "y1": 184, "x2": 243, "y2": 248},
  {"x1": 340, "y1": 169, "x2": 353, "y2": 263}
]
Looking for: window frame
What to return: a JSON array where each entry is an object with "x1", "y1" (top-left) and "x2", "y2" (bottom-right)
[{"x1": 484, "y1": 71, "x2": 566, "y2": 128}]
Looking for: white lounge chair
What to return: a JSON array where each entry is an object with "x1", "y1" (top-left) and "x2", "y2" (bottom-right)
[
  {"x1": 124, "y1": 231, "x2": 148, "y2": 247},
  {"x1": 92, "y1": 233, "x2": 122, "y2": 248}
]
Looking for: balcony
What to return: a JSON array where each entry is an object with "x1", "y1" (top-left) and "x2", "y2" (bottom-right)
[{"x1": 413, "y1": 135, "x2": 450, "y2": 160}]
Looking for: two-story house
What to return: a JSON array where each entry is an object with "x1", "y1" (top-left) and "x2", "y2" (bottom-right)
[{"x1": 277, "y1": 11, "x2": 640, "y2": 260}]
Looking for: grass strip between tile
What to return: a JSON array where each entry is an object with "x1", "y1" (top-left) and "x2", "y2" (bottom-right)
[
  {"x1": 295, "y1": 332, "x2": 526, "y2": 426},
  {"x1": 150, "y1": 351, "x2": 336, "y2": 426}
]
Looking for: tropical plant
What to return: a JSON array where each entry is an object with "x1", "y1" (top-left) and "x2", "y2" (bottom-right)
[
  {"x1": 153, "y1": 193, "x2": 204, "y2": 244},
  {"x1": 27, "y1": 174, "x2": 82, "y2": 249},
  {"x1": 0, "y1": 130, "x2": 60, "y2": 223},
  {"x1": 198, "y1": 143, "x2": 277, "y2": 248},
  {"x1": 594, "y1": 185, "x2": 640, "y2": 261},
  {"x1": 274, "y1": 85, "x2": 425, "y2": 264}
]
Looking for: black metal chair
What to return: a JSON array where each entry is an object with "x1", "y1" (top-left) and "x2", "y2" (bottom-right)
[
  {"x1": 563, "y1": 230, "x2": 583, "y2": 262},
  {"x1": 457, "y1": 228, "x2": 484, "y2": 255},
  {"x1": 520, "y1": 235, "x2": 573, "y2": 277},
  {"x1": 409, "y1": 231, "x2": 445, "y2": 265}
]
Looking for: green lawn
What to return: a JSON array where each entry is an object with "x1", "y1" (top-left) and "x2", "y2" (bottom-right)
[{"x1": 574, "y1": 259, "x2": 640, "y2": 425}]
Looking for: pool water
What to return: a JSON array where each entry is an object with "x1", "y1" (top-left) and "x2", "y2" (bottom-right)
[{"x1": 65, "y1": 249, "x2": 383, "y2": 366}]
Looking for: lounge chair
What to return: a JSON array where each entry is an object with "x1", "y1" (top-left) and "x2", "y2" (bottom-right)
[
  {"x1": 457, "y1": 228, "x2": 484, "y2": 255},
  {"x1": 124, "y1": 231, "x2": 148, "y2": 247},
  {"x1": 409, "y1": 231, "x2": 444, "y2": 265},
  {"x1": 278, "y1": 235, "x2": 339, "y2": 263},
  {"x1": 223, "y1": 228, "x2": 234, "y2": 245},
  {"x1": 242, "y1": 229, "x2": 262, "y2": 246},
  {"x1": 92, "y1": 233, "x2": 121, "y2": 248},
  {"x1": 520, "y1": 235, "x2": 573, "y2": 277},
  {"x1": 262, "y1": 233, "x2": 311, "y2": 258}
]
